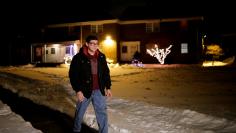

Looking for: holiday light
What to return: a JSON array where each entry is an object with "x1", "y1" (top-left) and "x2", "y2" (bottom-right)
[
  {"x1": 146, "y1": 44, "x2": 172, "y2": 64},
  {"x1": 131, "y1": 59, "x2": 144, "y2": 67},
  {"x1": 64, "y1": 55, "x2": 72, "y2": 65}
]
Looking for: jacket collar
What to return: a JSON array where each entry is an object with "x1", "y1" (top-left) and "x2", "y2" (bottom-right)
[{"x1": 82, "y1": 45, "x2": 99, "y2": 59}]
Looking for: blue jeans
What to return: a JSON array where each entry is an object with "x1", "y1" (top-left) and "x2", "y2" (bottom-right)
[{"x1": 73, "y1": 89, "x2": 108, "y2": 133}]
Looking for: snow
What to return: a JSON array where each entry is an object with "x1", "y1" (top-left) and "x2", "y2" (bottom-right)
[
  {"x1": 0, "y1": 100, "x2": 42, "y2": 133},
  {"x1": 0, "y1": 64, "x2": 236, "y2": 133}
]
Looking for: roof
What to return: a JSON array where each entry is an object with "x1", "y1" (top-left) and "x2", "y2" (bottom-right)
[{"x1": 46, "y1": 16, "x2": 204, "y2": 28}]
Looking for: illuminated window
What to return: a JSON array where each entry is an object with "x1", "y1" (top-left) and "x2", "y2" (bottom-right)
[
  {"x1": 181, "y1": 43, "x2": 188, "y2": 54},
  {"x1": 146, "y1": 22, "x2": 160, "y2": 32},
  {"x1": 66, "y1": 47, "x2": 70, "y2": 54},
  {"x1": 51, "y1": 48, "x2": 55, "y2": 54},
  {"x1": 97, "y1": 25, "x2": 103, "y2": 32},
  {"x1": 91, "y1": 25, "x2": 96, "y2": 33},
  {"x1": 91, "y1": 25, "x2": 103, "y2": 33}
]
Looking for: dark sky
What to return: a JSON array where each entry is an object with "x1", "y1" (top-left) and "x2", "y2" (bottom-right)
[
  {"x1": 3, "y1": 0, "x2": 233, "y2": 24},
  {"x1": 1, "y1": 0, "x2": 236, "y2": 37}
]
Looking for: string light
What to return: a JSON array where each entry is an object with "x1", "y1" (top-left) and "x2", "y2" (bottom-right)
[{"x1": 147, "y1": 44, "x2": 172, "y2": 64}]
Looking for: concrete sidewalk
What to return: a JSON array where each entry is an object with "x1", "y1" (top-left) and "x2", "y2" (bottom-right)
[{"x1": 0, "y1": 100, "x2": 42, "y2": 133}]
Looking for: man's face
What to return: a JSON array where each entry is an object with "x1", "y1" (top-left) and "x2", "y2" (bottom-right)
[{"x1": 86, "y1": 40, "x2": 99, "y2": 53}]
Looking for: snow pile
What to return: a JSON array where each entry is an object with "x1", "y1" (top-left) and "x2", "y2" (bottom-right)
[
  {"x1": 1, "y1": 65, "x2": 236, "y2": 133},
  {"x1": 0, "y1": 100, "x2": 42, "y2": 133},
  {"x1": 83, "y1": 98, "x2": 236, "y2": 133}
]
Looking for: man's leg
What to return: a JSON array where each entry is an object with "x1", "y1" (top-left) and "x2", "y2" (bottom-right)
[
  {"x1": 73, "y1": 98, "x2": 91, "y2": 132},
  {"x1": 92, "y1": 90, "x2": 108, "y2": 133}
]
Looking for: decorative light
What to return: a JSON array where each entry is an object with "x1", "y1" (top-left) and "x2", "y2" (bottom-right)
[
  {"x1": 64, "y1": 55, "x2": 72, "y2": 65},
  {"x1": 64, "y1": 43, "x2": 78, "y2": 65},
  {"x1": 146, "y1": 44, "x2": 172, "y2": 64},
  {"x1": 202, "y1": 56, "x2": 235, "y2": 67},
  {"x1": 73, "y1": 43, "x2": 78, "y2": 55},
  {"x1": 131, "y1": 59, "x2": 144, "y2": 67}
]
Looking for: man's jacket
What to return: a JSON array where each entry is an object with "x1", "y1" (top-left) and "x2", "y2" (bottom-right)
[{"x1": 69, "y1": 47, "x2": 111, "y2": 98}]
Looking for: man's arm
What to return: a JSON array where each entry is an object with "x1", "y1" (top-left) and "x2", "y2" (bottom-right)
[
  {"x1": 69, "y1": 54, "x2": 82, "y2": 93},
  {"x1": 103, "y1": 55, "x2": 111, "y2": 90}
]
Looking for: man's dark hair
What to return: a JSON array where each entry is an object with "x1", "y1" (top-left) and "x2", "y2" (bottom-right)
[{"x1": 86, "y1": 35, "x2": 98, "y2": 43}]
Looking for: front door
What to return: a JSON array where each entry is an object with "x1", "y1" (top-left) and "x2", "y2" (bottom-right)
[
  {"x1": 120, "y1": 41, "x2": 140, "y2": 61},
  {"x1": 34, "y1": 47, "x2": 42, "y2": 62}
]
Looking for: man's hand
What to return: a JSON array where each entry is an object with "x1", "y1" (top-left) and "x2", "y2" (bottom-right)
[
  {"x1": 76, "y1": 91, "x2": 85, "y2": 102},
  {"x1": 105, "y1": 89, "x2": 112, "y2": 97}
]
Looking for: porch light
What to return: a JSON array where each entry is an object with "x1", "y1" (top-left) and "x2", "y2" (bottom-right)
[
  {"x1": 102, "y1": 35, "x2": 116, "y2": 63},
  {"x1": 104, "y1": 35, "x2": 114, "y2": 46}
]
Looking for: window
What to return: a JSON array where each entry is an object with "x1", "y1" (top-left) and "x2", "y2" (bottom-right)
[
  {"x1": 146, "y1": 22, "x2": 160, "y2": 32},
  {"x1": 122, "y1": 46, "x2": 128, "y2": 53},
  {"x1": 66, "y1": 47, "x2": 70, "y2": 54},
  {"x1": 97, "y1": 25, "x2": 103, "y2": 33},
  {"x1": 91, "y1": 25, "x2": 97, "y2": 33},
  {"x1": 51, "y1": 48, "x2": 56, "y2": 54},
  {"x1": 68, "y1": 26, "x2": 74, "y2": 34},
  {"x1": 91, "y1": 25, "x2": 103, "y2": 33},
  {"x1": 180, "y1": 20, "x2": 188, "y2": 31},
  {"x1": 181, "y1": 43, "x2": 188, "y2": 54}
]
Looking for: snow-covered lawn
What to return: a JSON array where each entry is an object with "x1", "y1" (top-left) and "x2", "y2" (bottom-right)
[{"x1": 0, "y1": 64, "x2": 236, "y2": 132}]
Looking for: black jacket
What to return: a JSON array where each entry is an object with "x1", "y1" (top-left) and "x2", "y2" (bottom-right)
[{"x1": 69, "y1": 48, "x2": 111, "y2": 98}]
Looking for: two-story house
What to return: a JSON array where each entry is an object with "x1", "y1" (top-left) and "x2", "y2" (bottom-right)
[{"x1": 31, "y1": 15, "x2": 204, "y2": 64}]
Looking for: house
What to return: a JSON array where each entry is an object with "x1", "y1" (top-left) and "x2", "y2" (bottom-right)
[
  {"x1": 31, "y1": 15, "x2": 204, "y2": 64},
  {"x1": 31, "y1": 40, "x2": 81, "y2": 64}
]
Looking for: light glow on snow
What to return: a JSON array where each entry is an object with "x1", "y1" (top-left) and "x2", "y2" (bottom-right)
[
  {"x1": 202, "y1": 56, "x2": 235, "y2": 67},
  {"x1": 0, "y1": 64, "x2": 236, "y2": 133}
]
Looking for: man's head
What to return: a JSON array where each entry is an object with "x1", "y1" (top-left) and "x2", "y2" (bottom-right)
[
  {"x1": 86, "y1": 35, "x2": 98, "y2": 43},
  {"x1": 85, "y1": 35, "x2": 99, "y2": 54}
]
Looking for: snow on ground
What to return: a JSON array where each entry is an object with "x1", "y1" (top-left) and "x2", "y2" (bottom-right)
[
  {"x1": 0, "y1": 100, "x2": 42, "y2": 133},
  {"x1": 0, "y1": 64, "x2": 236, "y2": 133}
]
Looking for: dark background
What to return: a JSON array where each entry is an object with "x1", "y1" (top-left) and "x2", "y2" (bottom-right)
[
  {"x1": 2, "y1": 0, "x2": 235, "y2": 38},
  {"x1": 1, "y1": 0, "x2": 235, "y2": 65}
]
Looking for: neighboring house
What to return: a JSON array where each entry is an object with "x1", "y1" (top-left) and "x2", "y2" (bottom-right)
[
  {"x1": 31, "y1": 40, "x2": 81, "y2": 64},
  {"x1": 31, "y1": 16, "x2": 204, "y2": 64}
]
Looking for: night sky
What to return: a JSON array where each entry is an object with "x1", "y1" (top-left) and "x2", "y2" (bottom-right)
[{"x1": 2, "y1": 0, "x2": 235, "y2": 34}]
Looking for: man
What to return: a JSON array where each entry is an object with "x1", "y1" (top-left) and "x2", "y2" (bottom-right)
[{"x1": 69, "y1": 35, "x2": 112, "y2": 133}]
